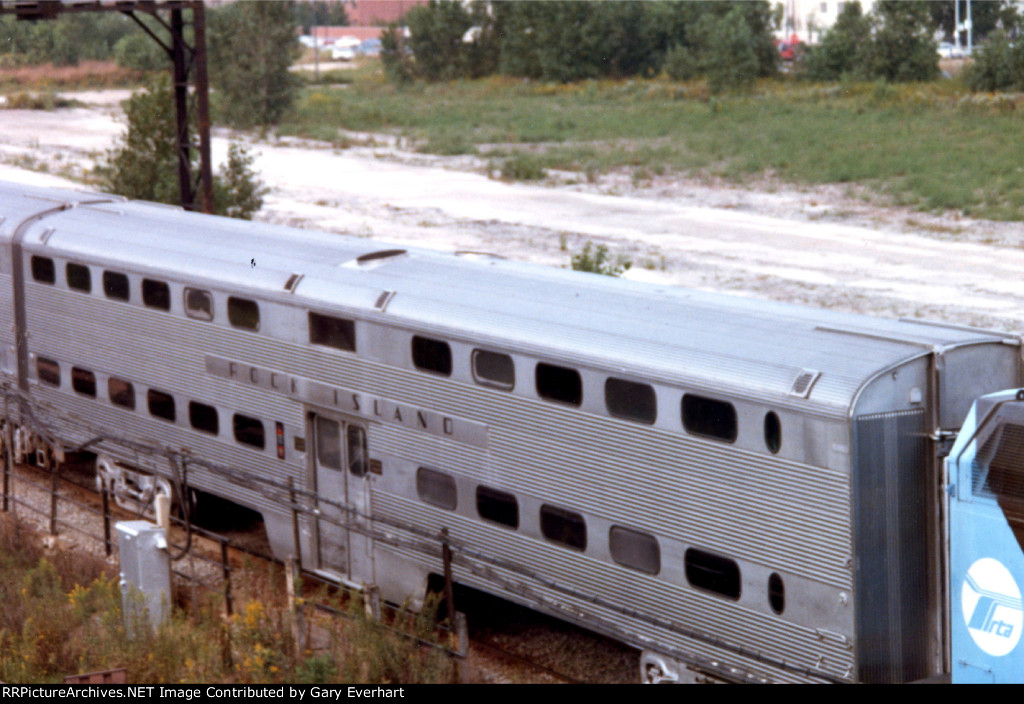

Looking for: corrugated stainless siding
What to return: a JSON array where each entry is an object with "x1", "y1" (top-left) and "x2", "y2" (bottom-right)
[
  {"x1": 853, "y1": 409, "x2": 929, "y2": 683},
  {"x1": 376, "y1": 493, "x2": 854, "y2": 682}
]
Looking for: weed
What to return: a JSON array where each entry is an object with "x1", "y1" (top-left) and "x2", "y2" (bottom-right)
[
  {"x1": 493, "y1": 152, "x2": 546, "y2": 181},
  {"x1": 570, "y1": 241, "x2": 632, "y2": 277}
]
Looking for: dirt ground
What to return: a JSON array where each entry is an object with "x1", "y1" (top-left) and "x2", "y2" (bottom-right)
[{"x1": 2, "y1": 88, "x2": 1023, "y2": 335}]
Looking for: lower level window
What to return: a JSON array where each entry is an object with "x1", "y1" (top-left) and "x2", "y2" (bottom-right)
[
  {"x1": 685, "y1": 547, "x2": 741, "y2": 600},
  {"x1": 147, "y1": 389, "x2": 176, "y2": 422},
  {"x1": 540, "y1": 504, "x2": 587, "y2": 551},
  {"x1": 37, "y1": 358, "x2": 60, "y2": 386},
  {"x1": 233, "y1": 414, "x2": 265, "y2": 449}
]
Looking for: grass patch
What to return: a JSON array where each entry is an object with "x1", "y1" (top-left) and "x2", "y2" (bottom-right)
[
  {"x1": 0, "y1": 515, "x2": 454, "y2": 684},
  {"x1": 277, "y1": 70, "x2": 1024, "y2": 220}
]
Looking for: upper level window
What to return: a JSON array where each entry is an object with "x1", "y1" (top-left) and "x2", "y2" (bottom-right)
[
  {"x1": 103, "y1": 271, "x2": 130, "y2": 301},
  {"x1": 66, "y1": 263, "x2": 91, "y2": 293},
  {"x1": 233, "y1": 413, "x2": 265, "y2": 449},
  {"x1": 682, "y1": 394, "x2": 737, "y2": 443},
  {"x1": 685, "y1": 547, "x2": 741, "y2": 600},
  {"x1": 189, "y1": 401, "x2": 219, "y2": 435},
  {"x1": 228, "y1": 297, "x2": 260, "y2": 331},
  {"x1": 142, "y1": 279, "x2": 170, "y2": 311},
  {"x1": 472, "y1": 350, "x2": 515, "y2": 390},
  {"x1": 37, "y1": 357, "x2": 60, "y2": 386},
  {"x1": 540, "y1": 504, "x2": 587, "y2": 551},
  {"x1": 30, "y1": 256, "x2": 55, "y2": 284},
  {"x1": 476, "y1": 486, "x2": 519, "y2": 529},
  {"x1": 605, "y1": 378, "x2": 656, "y2": 424},
  {"x1": 609, "y1": 526, "x2": 661, "y2": 575},
  {"x1": 309, "y1": 312, "x2": 356, "y2": 351},
  {"x1": 71, "y1": 367, "x2": 96, "y2": 397},
  {"x1": 412, "y1": 336, "x2": 451, "y2": 376},
  {"x1": 148, "y1": 389, "x2": 176, "y2": 422},
  {"x1": 184, "y1": 288, "x2": 214, "y2": 321},
  {"x1": 416, "y1": 467, "x2": 457, "y2": 510},
  {"x1": 536, "y1": 363, "x2": 582, "y2": 407}
]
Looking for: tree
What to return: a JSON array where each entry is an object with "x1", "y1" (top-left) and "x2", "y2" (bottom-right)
[
  {"x1": 867, "y1": 1, "x2": 939, "y2": 82},
  {"x1": 804, "y1": 1, "x2": 873, "y2": 81},
  {"x1": 963, "y1": 30, "x2": 1024, "y2": 91},
  {"x1": 98, "y1": 76, "x2": 267, "y2": 220},
  {"x1": 404, "y1": 0, "x2": 474, "y2": 81},
  {"x1": 701, "y1": 7, "x2": 761, "y2": 93},
  {"x1": 207, "y1": 2, "x2": 301, "y2": 128}
]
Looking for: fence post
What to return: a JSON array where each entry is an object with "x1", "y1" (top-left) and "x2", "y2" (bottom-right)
[
  {"x1": 101, "y1": 482, "x2": 112, "y2": 556},
  {"x1": 1, "y1": 423, "x2": 9, "y2": 513},
  {"x1": 48, "y1": 455, "x2": 58, "y2": 536},
  {"x1": 286, "y1": 557, "x2": 306, "y2": 659},
  {"x1": 287, "y1": 477, "x2": 303, "y2": 567},
  {"x1": 220, "y1": 537, "x2": 233, "y2": 617}
]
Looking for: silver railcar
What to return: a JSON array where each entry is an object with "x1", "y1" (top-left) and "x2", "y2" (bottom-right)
[{"x1": 1, "y1": 180, "x2": 1020, "y2": 683}]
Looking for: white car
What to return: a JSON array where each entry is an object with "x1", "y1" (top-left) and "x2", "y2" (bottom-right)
[
  {"x1": 331, "y1": 45, "x2": 356, "y2": 61},
  {"x1": 938, "y1": 42, "x2": 966, "y2": 59}
]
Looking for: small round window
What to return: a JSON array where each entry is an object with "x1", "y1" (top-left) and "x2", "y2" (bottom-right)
[
  {"x1": 768, "y1": 572, "x2": 785, "y2": 614},
  {"x1": 764, "y1": 411, "x2": 782, "y2": 454}
]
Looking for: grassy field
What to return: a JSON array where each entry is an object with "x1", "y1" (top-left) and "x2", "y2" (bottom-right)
[
  {"x1": 282, "y1": 65, "x2": 1024, "y2": 221},
  {"x1": 0, "y1": 514, "x2": 452, "y2": 684}
]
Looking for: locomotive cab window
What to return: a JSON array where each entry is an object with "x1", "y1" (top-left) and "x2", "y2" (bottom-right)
[
  {"x1": 189, "y1": 401, "x2": 219, "y2": 435},
  {"x1": 682, "y1": 394, "x2": 737, "y2": 443},
  {"x1": 685, "y1": 548, "x2": 741, "y2": 600},
  {"x1": 108, "y1": 378, "x2": 135, "y2": 409},
  {"x1": 609, "y1": 526, "x2": 661, "y2": 575},
  {"x1": 36, "y1": 358, "x2": 60, "y2": 386},
  {"x1": 142, "y1": 279, "x2": 171, "y2": 311},
  {"x1": 605, "y1": 378, "x2": 657, "y2": 424},
  {"x1": 233, "y1": 414, "x2": 265, "y2": 449},
  {"x1": 103, "y1": 271, "x2": 130, "y2": 301},
  {"x1": 30, "y1": 256, "x2": 55, "y2": 284},
  {"x1": 416, "y1": 467, "x2": 457, "y2": 510},
  {"x1": 476, "y1": 486, "x2": 519, "y2": 528},
  {"x1": 309, "y1": 312, "x2": 356, "y2": 352},
  {"x1": 540, "y1": 504, "x2": 587, "y2": 551},
  {"x1": 184, "y1": 288, "x2": 214, "y2": 321},
  {"x1": 412, "y1": 336, "x2": 451, "y2": 376},
  {"x1": 71, "y1": 367, "x2": 96, "y2": 397},
  {"x1": 228, "y1": 297, "x2": 260, "y2": 331},
  {"x1": 536, "y1": 363, "x2": 582, "y2": 407},
  {"x1": 472, "y1": 350, "x2": 515, "y2": 390},
  {"x1": 147, "y1": 389, "x2": 176, "y2": 422},
  {"x1": 66, "y1": 263, "x2": 91, "y2": 293}
]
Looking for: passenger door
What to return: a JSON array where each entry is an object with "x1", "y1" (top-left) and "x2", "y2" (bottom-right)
[{"x1": 311, "y1": 413, "x2": 373, "y2": 584}]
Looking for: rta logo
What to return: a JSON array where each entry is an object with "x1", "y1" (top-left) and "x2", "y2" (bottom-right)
[{"x1": 962, "y1": 558, "x2": 1024, "y2": 657}]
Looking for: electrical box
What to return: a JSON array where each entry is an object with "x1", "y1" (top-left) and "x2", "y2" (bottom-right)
[{"x1": 116, "y1": 520, "x2": 171, "y2": 633}]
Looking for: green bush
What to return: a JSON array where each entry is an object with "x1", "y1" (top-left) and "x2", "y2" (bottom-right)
[
  {"x1": 964, "y1": 31, "x2": 1024, "y2": 92},
  {"x1": 571, "y1": 241, "x2": 631, "y2": 277},
  {"x1": 663, "y1": 44, "x2": 699, "y2": 81},
  {"x1": 804, "y1": 1, "x2": 872, "y2": 81},
  {"x1": 703, "y1": 7, "x2": 761, "y2": 94},
  {"x1": 98, "y1": 76, "x2": 267, "y2": 219}
]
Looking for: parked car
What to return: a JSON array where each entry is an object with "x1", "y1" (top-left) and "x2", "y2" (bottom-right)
[
  {"x1": 938, "y1": 42, "x2": 966, "y2": 59},
  {"x1": 331, "y1": 45, "x2": 356, "y2": 61}
]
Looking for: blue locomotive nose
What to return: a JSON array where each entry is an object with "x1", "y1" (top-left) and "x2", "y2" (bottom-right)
[{"x1": 948, "y1": 390, "x2": 1024, "y2": 683}]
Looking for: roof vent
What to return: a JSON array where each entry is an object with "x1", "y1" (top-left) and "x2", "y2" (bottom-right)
[
  {"x1": 356, "y1": 249, "x2": 407, "y2": 265},
  {"x1": 455, "y1": 250, "x2": 506, "y2": 261},
  {"x1": 789, "y1": 369, "x2": 821, "y2": 398},
  {"x1": 283, "y1": 273, "x2": 304, "y2": 293}
]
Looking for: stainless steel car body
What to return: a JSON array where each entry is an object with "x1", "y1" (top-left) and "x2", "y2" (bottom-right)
[{"x1": 1, "y1": 180, "x2": 1020, "y2": 682}]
